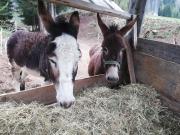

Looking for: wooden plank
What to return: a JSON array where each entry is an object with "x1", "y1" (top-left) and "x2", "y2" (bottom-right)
[
  {"x1": 137, "y1": 38, "x2": 180, "y2": 64},
  {"x1": 133, "y1": 15, "x2": 138, "y2": 49},
  {"x1": 0, "y1": 75, "x2": 106, "y2": 105},
  {"x1": 161, "y1": 95, "x2": 180, "y2": 113},
  {"x1": 0, "y1": 28, "x2": 2, "y2": 54},
  {"x1": 49, "y1": 0, "x2": 132, "y2": 19},
  {"x1": 0, "y1": 85, "x2": 56, "y2": 105},
  {"x1": 125, "y1": 40, "x2": 136, "y2": 83},
  {"x1": 89, "y1": 0, "x2": 111, "y2": 9},
  {"x1": 74, "y1": 74, "x2": 106, "y2": 92},
  {"x1": 128, "y1": 0, "x2": 147, "y2": 36},
  {"x1": 134, "y1": 52, "x2": 180, "y2": 110}
]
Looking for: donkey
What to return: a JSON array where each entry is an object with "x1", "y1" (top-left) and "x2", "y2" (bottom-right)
[
  {"x1": 7, "y1": 0, "x2": 81, "y2": 108},
  {"x1": 88, "y1": 14, "x2": 137, "y2": 85}
]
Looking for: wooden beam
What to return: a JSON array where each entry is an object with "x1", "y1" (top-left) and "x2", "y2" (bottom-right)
[
  {"x1": 134, "y1": 52, "x2": 180, "y2": 112},
  {"x1": 137, "y1": 38, "x2": 180, "y2": 64},
  {"x1": 0, "y1": 75, "x2": 106, "y2": 105},
  {"x1": 128, "y1": 0, "x2": 147, "y2": 36},
  {"x1": 161, "y1": 95, "x2": 180, "y2": 113},
  {"x1": 124, "y1": 40, "x2": 136, "y2": 83},
  {"x1": 49, "y1": 0, "x2": 132, "y2": 19},
  {"x1": 0, "y1": 85, "x2": 56, "y2": 105}
]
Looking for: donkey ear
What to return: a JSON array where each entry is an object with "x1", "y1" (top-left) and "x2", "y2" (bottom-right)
[
  {"x1": 38, "y1": 0, "x2": 55, "y2": 34},
  {"x1": 69, "y1": 11, "x2": 80, "y2": 35},
  {"x1": 118, "y1": 17, "x2": 137, "y2": 36},
  {"x1": 97, "y1": 13, "x2": 108, "y2": 37}
]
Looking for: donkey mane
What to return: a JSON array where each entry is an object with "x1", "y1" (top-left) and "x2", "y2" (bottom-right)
[{"x1": 108, "y1": 24, "x2": 119, "y2": 33}]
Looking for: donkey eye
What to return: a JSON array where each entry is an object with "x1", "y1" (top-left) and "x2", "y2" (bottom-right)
[
  {"x1": 102, "y1": 47, "x2": 108, "y2": 55},
  {"x1": 49, "y1": 59, "x2": 57, "y2": 67}
]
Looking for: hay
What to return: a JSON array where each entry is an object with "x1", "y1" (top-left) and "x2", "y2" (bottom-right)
[{"x1": 0, "y1": 84, "x2": 179, "y2": 135}]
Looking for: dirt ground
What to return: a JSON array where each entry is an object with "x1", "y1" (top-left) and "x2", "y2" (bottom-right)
[{"x1": 0, "y1": 13, "x2": 180, "y2": 94}]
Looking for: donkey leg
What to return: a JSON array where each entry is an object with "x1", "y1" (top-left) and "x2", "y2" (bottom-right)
[
  {"x1": 43, "y1": 77, "x2": 51, "y2": 85},
  {"x1": 12, "y1": 66, "x2": 22, "y2": 92},
  {"x1": 19, "y1": 70, "x2": 28, "y2": 91},
  {"x1": 12, "y1": 66, "x2": 27, "y2": 91}
]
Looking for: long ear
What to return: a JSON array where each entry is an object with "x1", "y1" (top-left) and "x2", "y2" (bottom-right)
[
  {"x1": 118, "y1": 17, "x2": 137, "y2": 36},
  {"x1": 69, "y1": 11, "x2": 80, "y2": 36},
  {"x1": 38, "y1": 0, "x2": 55, "y2": 34},
  {"x1": 97, "y1": 13, "x2": 108, "y2": 37}
]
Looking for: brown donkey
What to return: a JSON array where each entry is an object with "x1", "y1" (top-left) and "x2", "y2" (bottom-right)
[{"x1": 88, "y1": 14, "x2": 137, "y2": 85}]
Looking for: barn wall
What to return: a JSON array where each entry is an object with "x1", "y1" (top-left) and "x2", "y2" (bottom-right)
[{"x1": 135, "y1": 38, "x2": 180, "y2": 112}]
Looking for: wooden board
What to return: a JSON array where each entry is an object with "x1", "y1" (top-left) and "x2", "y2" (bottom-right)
[
  {"x1": 81, "y1": 0, "x2": 124, "y2": 12},
  {"x1": 137, "y1": 38, "x2": 180, "y2": 64},
  {"x1": 49, "y1": 0, "x2": 132, "y2": 19},
  {"x1": 128, "y1": 0, "x2": 147, "y2": 36},
  {"x1": 134, "y1": 52, "x2": 180, "y2": 112},
  {"x1": 0, "y1": 75, "x2": 106, "y2": 105}
]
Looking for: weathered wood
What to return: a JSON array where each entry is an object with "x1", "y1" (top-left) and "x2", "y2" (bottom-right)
[
  {"x1": 124, "y1": 40, "x2": 136, "y2": 83},
  {"x1": 161, "y1": 95, "x2": 180, "y2": 113},
  {"x1": 137, "y1": 38, "x2": 180, "y2": 64},
  {"x1": 0, "y1": 75, "x2": 106, "y2": 105},
  {"x1": 0, "y1": 85, "x2": 56, "y2": 105},
  {"x1": 74, "y1": 74, "x2": 106, "y2": 93},
  {"x1": 0, "y1": 28, "x2": 2, "y2": 54},
  {"x1": 49, "y1": 0, "x2": 132, "y2": 19},
  {"x1": 133, "y1": 15, "x2": 137, "y2": 49},
  {"x1": 134, "y1": 52, "x2": 180, "y2": 111},
  {"x1": 125, "y1": 0, "x2": 147, "y2": 83},
  {"x1": 128, "y1": 0, "x2": 147, "y2": 36}
]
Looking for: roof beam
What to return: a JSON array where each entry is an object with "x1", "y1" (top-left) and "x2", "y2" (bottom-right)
[{"x1": 49, "y1": 0, "x2": 132, "y2": 19}]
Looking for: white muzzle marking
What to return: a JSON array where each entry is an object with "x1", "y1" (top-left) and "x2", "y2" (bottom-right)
[{"x1": 105, "y1": 66, "x2": 119, "y2": 83}]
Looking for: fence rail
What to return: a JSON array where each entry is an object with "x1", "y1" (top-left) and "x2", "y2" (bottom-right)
[{"x1": 0, "y1": 28, "x2": 8, "y2": 55}]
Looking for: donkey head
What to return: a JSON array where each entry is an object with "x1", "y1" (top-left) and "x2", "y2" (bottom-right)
[
  {"x1": 38, "y1": 0, "x2": 81, "y2": 108},
  {"x1": 97, "y1": 13, "x2": 136, "y2": 83}
]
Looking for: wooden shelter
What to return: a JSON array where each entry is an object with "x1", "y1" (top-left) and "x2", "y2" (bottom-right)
[{"x1": 0, "y1": 0, "x2": 180, "y2": 113}]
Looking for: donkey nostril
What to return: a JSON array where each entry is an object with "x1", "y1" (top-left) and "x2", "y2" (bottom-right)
[
  {"x1": 107, "y1": 77, "x2": 111, "y2": 81},
  {"x1": 60, "y1": 102, "x2": 63, "y2": 107},
  {"x1": 59, "y1": 101, "x2": 74, "y2": 108},
  {"x1": 107, "y1": 77, "x2": 119, "y2": 82},
  {"x1": 114, "y1": 78, "x2": 119, "y2": 82}
]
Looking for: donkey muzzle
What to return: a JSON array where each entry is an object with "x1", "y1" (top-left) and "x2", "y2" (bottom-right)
[{"x1": 105, "y1": 65, "x2": 119, "y2": 83}]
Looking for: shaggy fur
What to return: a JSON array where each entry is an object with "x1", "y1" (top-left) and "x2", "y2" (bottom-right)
[{"x1": 7, "y1": 0, "x2": 81, "y2": 108}]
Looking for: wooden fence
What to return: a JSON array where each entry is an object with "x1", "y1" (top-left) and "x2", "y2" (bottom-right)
[{"x1": 0, "y1": 28, "x2": 8, "y2": 55}]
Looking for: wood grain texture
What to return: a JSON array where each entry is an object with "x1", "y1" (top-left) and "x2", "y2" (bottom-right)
[
  {"x1": 49, "y1": 0, "x2": 132, "y2": 19},
  {"x1": 0, "y1": 75, "x2": 107, "y2": 105},
  {"x1": 124, "y1": 40, "x2": 136, "y2": 83},
  {"x1": 161, "y1": 95, "x2": 180, "y2": 113},
  {"x1": 137, "y1": 38, "x2": 180, "y2": 64},
  {"x1": 0, "y1": 85, "x2": 56, "y2": 105},
  {"x1": 134, "y1": 52, "x2": 180, "y2": 111},
  {"x1": 128, "y1": 0, "x2": 147, "y2": 36}
]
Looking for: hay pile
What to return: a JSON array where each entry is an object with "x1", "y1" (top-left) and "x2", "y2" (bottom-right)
[{"x1": 0, "y1": 84, "x2": 179, "y2": 135}]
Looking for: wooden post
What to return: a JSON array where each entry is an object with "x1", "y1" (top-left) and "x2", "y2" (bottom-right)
[
  {"x1": 50, "y1": 3, "x2": 55, "y2": 18},
  {"x1": 128, "y1": 0, "x2": 147, "y2": 36},
  {"x1": 124, "y1": 0, "x2": 147, "y2": 83},
  {"x1": 0, "y1": 28, "x2": 2, "y2": 55},
  {"x1": 127, "y1": 0, "x2": 147, "y2": 49}
]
